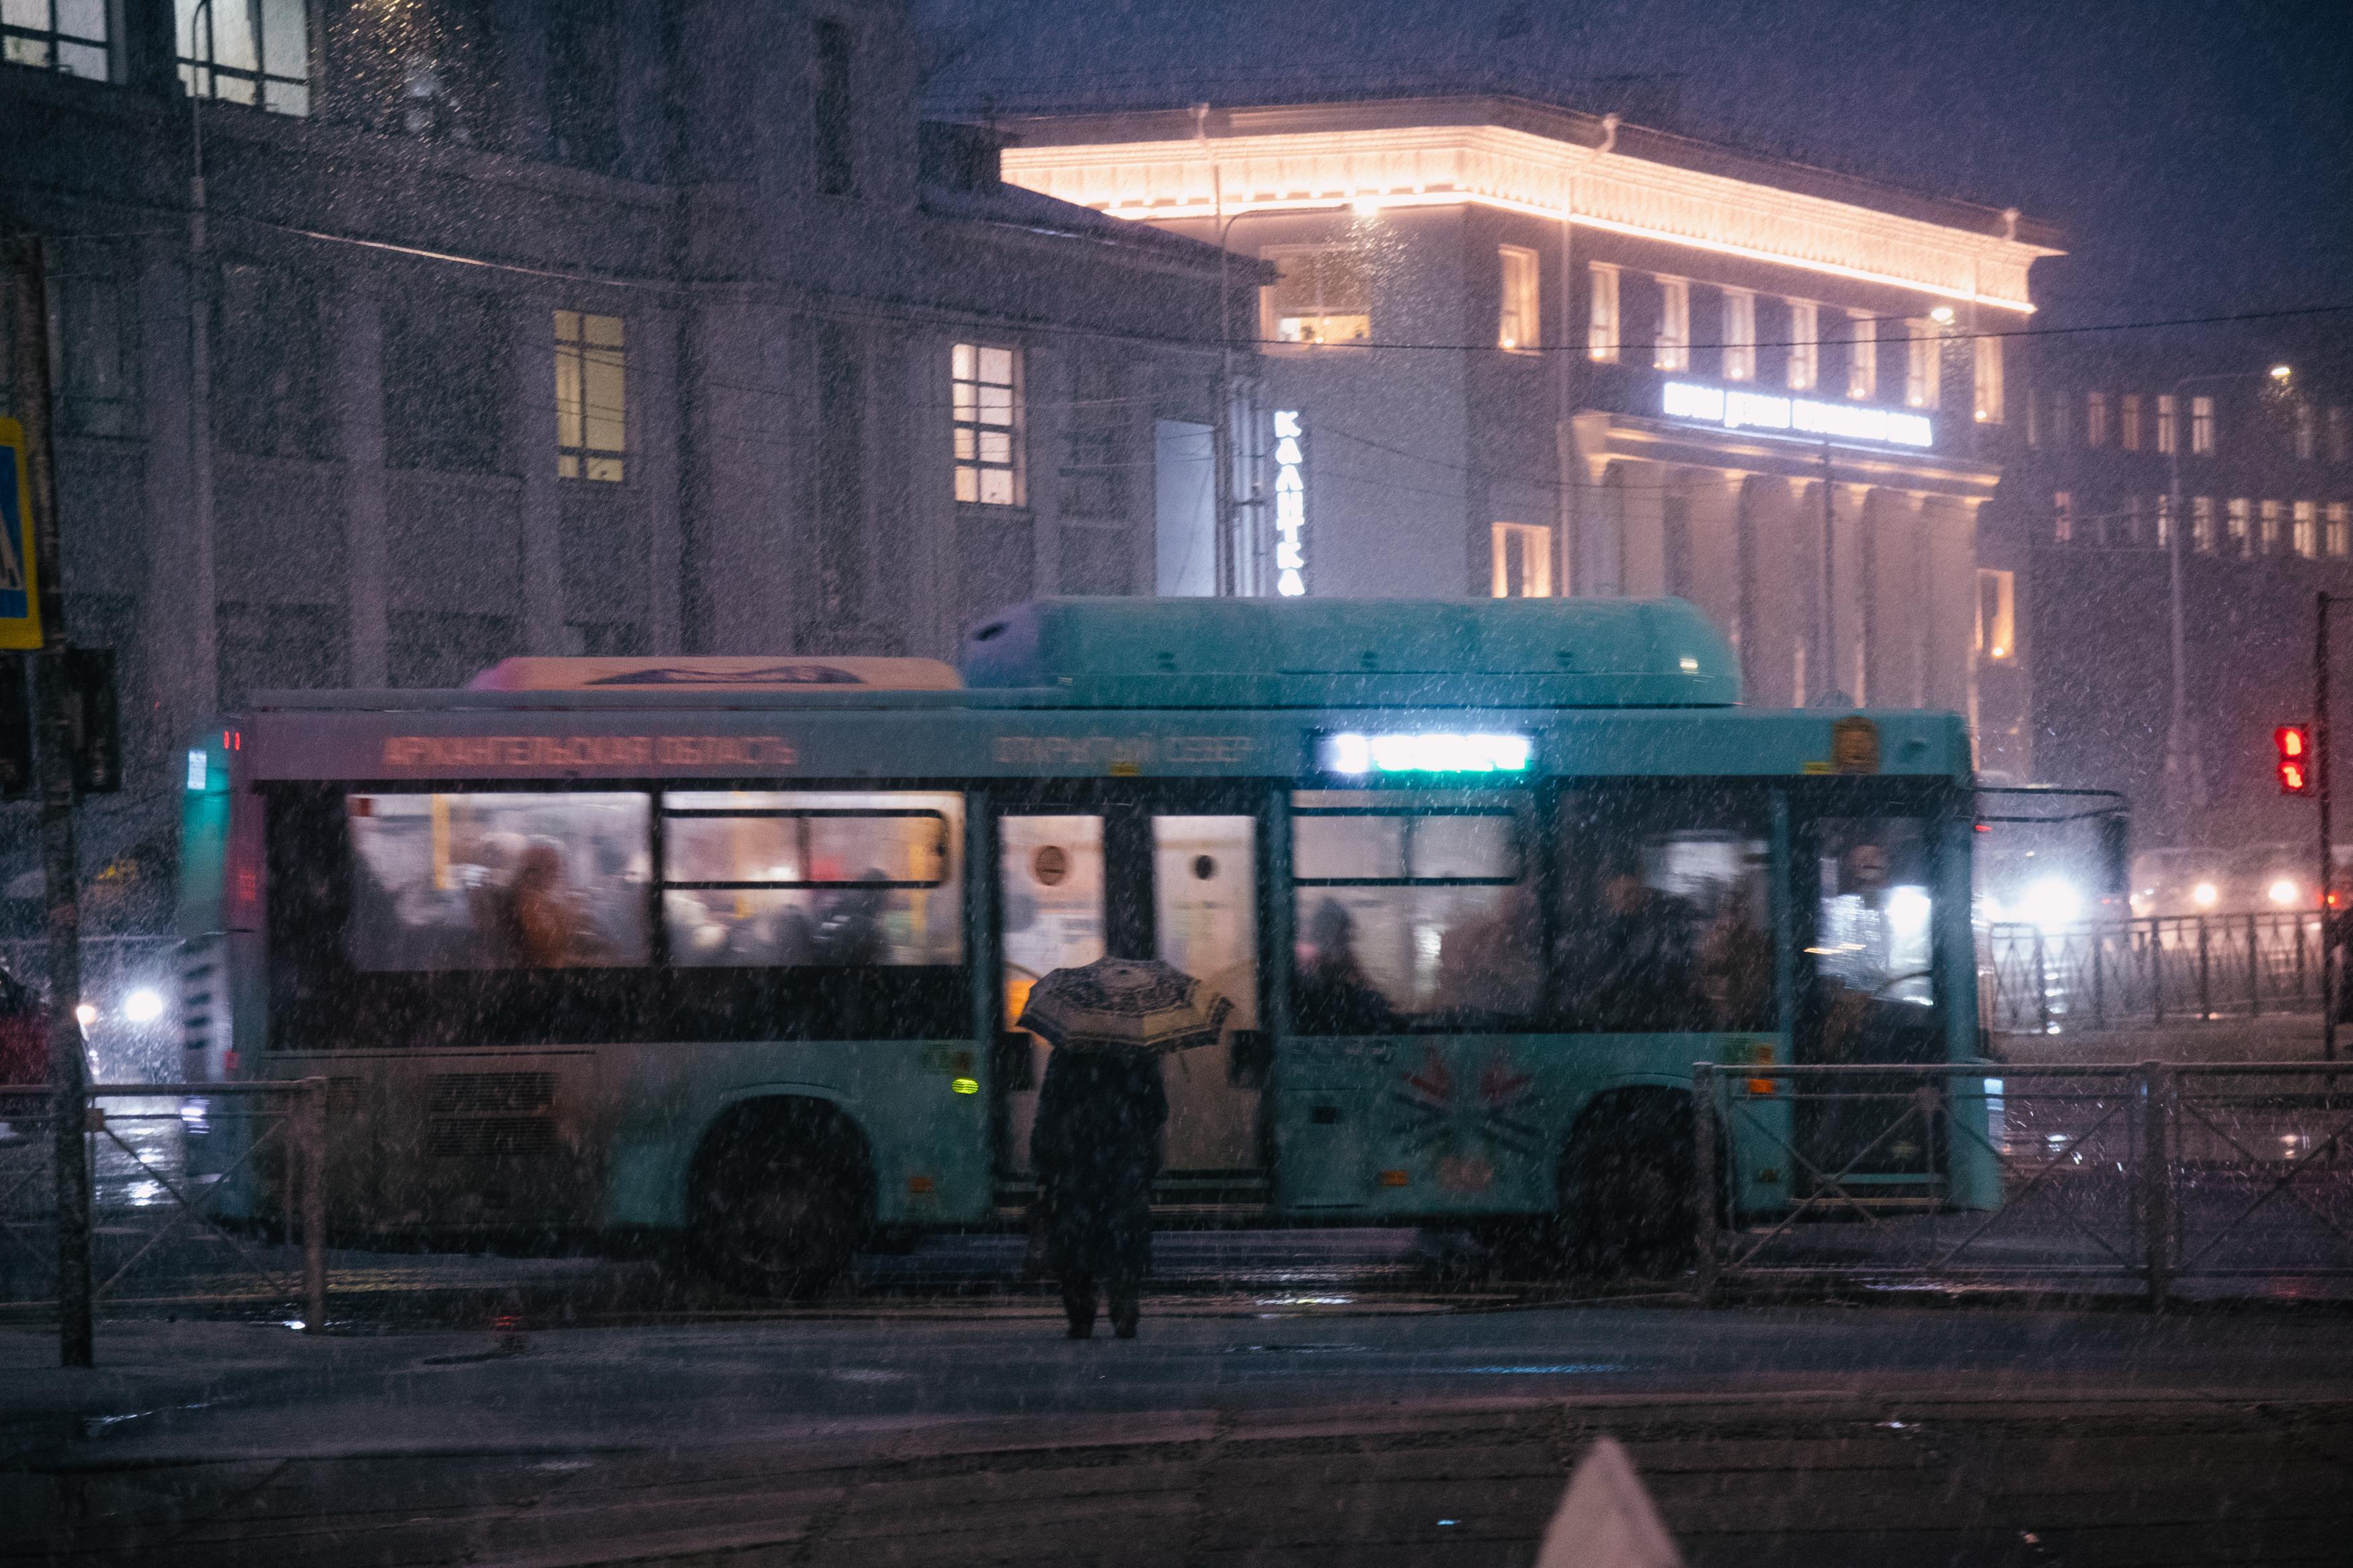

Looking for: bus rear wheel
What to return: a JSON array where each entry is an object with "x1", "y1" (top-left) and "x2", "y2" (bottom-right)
[
  {"x1": 691, "y1": 1102, "x2": 871, "y2": 1301},
  {"x1": 1556, "y1": 1092, "x2": 1696, "y2": 1278}
]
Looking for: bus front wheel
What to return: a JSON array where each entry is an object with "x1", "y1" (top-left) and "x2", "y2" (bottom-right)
[
  {"x1": 690, "y1": 1101, "x2": 873, "y2": 1301},
  {"x1": 1556, "y1": 1091, "x2": 1696, "y2": 1278}
]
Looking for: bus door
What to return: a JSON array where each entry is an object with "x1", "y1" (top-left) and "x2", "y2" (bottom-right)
[
  {"x1": 1792, "y1": 807, "x2": 1951, "y2": 1203},
  {"x1": 995, "y1": 798, "x2": 1263, "y2": 1187}
]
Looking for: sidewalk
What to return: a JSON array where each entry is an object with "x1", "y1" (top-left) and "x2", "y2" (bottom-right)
[{"x1": 7, "y1": 1309, "x2": 2353, "y2": 1565}]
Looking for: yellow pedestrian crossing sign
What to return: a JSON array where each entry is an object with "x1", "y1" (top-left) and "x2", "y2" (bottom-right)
[{"x1": 0, "y1": 417, "x2": 38, "y2": 649}]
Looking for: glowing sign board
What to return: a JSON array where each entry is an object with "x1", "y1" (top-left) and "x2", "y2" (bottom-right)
[
  {"x1": 1662, "y1": 380, "x2": 1933, "y2": 449},
  {"x1": 1273, "y1": 409, "x2": 1307, "y2": 596},
  {"x1": 1317, "y1": 732, "x2": 1532, "y2": 775}
]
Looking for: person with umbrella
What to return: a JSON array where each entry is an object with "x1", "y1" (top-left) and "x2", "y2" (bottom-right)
[{"x1": 1020, "y1": 956, "x2": 1228, "y2": 1339}]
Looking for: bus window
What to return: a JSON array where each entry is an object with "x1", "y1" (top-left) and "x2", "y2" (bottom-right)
[
  {"x1": 1556, "y1": 788, "x2": 1773, "y2": 1032},
  {"x1": 1291, "y1": 790, "x2": 1537, "y2": 1032},
  {"x1": 661, "y1": 792, "x2": 963, "y2": 968},
  {"x1": 345, "y1": 792, "x2": 650, "y2": 970},
  {"x1": 1814, "y1": 816, "x2": 1937, "y2": 1032}
]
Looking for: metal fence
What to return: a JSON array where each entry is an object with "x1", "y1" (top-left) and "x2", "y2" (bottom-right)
[
  {"x1": 1695, "y1": 1061, "x2": 2353, "y2": 1305},
  {"x1": 0, "y1": 1079, "x2": 325, "y2": 1329},
  {"x1": 1980, "y1": 913, "x2": 2332, "y2": 1032}
]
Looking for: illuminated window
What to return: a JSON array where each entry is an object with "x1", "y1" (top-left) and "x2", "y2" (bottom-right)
[
  {"x1": 2329, "y1": 503, "x2": 2350, "y2": 558},
  {"x1": 2297, "y1": 403, "x2": 2317, "y2": 461},
  {"x1": 554, "y1": 311, "x2": 625, "y2": 482},
  {"x1": 2260, "y1": 499, "x2": 2282, "y2": 553},
  {"x1": 2331, "y1": 407, "x2": 2349, "y2": 464},
  {"x1": 1720, "y1": 288, "x2": 1755, "y2": 381},
  {"x1": 1586, "y1": 262, "x2": 1619, "y2": 362},
  {"x1": 3, "y1": 0, "x2": 107, "y2": 78},
  {"x1": 1846, "y1": 311, "x2": 1876, "y2": 399},
  {"x1": 952, "y1": 343, "x2": 1022, "y2": 505},
  {"x1": 2087, "y1": 391, "x2": 2108, "y2": 447},
  {"x1": 2295, "y1": 501, "x2": 2319, "y2": 558},
  {"x1": 2227, "y1": 498, "x2": 2250, "y2": 554},
  {"x1": 177, "y1": 0, "x2": 310, "y2": 115},
  {"x1": 2155, "y1": 494, "x2": 2172, "y2": 548},
  {"x1": 2192, "y1": 496, "x2": 2215, "y2": 552},
  {"x1": 2122, "y1": 393, "x2": 2142, "y2": 452},
  {"x1": 1975, "y1": 569, "x2": 2014, "y2": 661},
  {"x1": 2192, "y1": 395, "x2": 2215, "y2": 454},
  {"x1": 2052, "y1": 491, "x2": 2073, "y2": 544},
  {"x1": 1497, "y1": 245, "x2": 1539, "y2": 352},
  {"x1": 2024, "y1": 386, "x2": 2039, "y2": 446},
  {"x1": 2157, "y1": 393, "x2": 2177, "y2": 454},
  {"x1": 1905, "y1": 319, "x2": 1939, "y2": 409},
  {"x1": 1780, "y1": 300, "x2": 1817, "y2": 391},
  {"x1": 1267, "y1": 248, "x2": 1371, "y2": 345},
  {"x1": 1654, "y1": 277, "x2": 1689, "y2": 372},
  {"x1": 1973, "y1": 333, "x2": 2003, "y2": 423},
  {"x1": 1490, "y1": 522, "x2": 1552, "y2": 598}
]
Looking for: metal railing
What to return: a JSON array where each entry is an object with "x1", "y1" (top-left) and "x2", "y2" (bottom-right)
[
  {"x1": 1979, "y1": 913, "x2": 2331, "y2": 1032},
  {"x1": 1694, "y1": 1060, "x2": 2353, "y2": 1306},
  {"x1": 0, "y1": 1079, "x2": 325, "y2": 1336}
]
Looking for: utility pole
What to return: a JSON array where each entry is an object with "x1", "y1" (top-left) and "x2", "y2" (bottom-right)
[{"x1": 5, "y1": 236, "x2": 91, "y2": 1367}]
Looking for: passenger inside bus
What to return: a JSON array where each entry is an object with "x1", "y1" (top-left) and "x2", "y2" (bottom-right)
[
  {"x1": 1432, "y1": 880, "x2": 1544, "y2": 1022},
  {"x1": 1558, "y1": 854, "x2": 1709, "y2": 1032},
  {"x1": 1291, "y1": 899, "x2": 1398, "y2": 1034}
]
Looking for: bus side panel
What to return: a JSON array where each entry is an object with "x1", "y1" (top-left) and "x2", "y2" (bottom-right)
[
  {"x1": 1271, "y1": 1032, "x2": 1792, "y2": 1219},
  {"x1": 602, "y1": 1039, "x2": 995, "y2": 1231}
]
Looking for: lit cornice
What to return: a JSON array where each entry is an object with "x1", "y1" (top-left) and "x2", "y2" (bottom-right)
[{"x1": 1002, "y1": 124, "x2": 2054, "y2": 313}]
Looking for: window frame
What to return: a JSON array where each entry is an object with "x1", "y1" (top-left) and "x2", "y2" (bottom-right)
[
  {"x1": 1654, "y1": 277, "x2": 1690, "y2": 372},
  {"x1": 555, "y1": 308, "x2": 627, "y2": 483},
  {"x1": 1845, "y1": 311, "x2": 1876, "y2": 400},
  {"x1": 265, "y1": 780, "x2": 976, "y2": 1049},
  {"x1": 1490, "y1": 520, "x2": 1553, "y2": 599},
  {"x1": 1973, "y1": 334, "x2": 2003, "y2": 423},
  {"x1": 2121, "y1": 393, "x2": 2142, "y2": 452},
  {"x1": 1786, "y1": 299, "x2": 1818, "y2": 391},
  {"x1": 951, "y1": 341, "x2": 1024, "y2": 507},
  {"x1": 1497, "y1": 244, "x2": 1540, "y2": 354},
  {"x1": 177, "y1": 0, "x2": 311, "y2": 116},
  {"x1": 1720, "y1": 287, "x2": 1757, "y2": 382},
  {"x1": 1586, "y1": 261, "x2": 1620, "y2": 363},
  {"x1": 1263, "y1": 245, "x2": 1373, "y2": 348},
  {"x1": 2157, "y1": 393, "x2": 2178, "y2": 454},
  {"x1": 3, "y1": 0, "x2": 108, "y2": 79},
  {"x1": 1905, "y1": 319, "x2": 1940, "y2": 409},
  {"x1": 2192, "y1": 395, "x2": 2215, "y2": 455}
]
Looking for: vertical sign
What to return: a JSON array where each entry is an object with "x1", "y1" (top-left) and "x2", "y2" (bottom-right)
[
  {"x1": 1273, "y1": 409, "x2": 1307, "y2": 596},
  {"x1": 0, "y1": 418, "x2": 39, "y2": 649}
]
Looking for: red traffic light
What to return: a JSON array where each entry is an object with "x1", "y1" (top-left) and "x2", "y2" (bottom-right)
[{"x1": 2276, "y1": 725, "x2": 2313, "y2": 794}]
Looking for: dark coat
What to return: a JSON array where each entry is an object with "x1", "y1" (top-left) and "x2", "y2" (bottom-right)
[{"x1": 1031, "y1": 1050, "x2": 1167, "y2": 1286}]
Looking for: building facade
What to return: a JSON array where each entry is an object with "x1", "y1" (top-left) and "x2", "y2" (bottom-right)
[
  {"x1": 0, "y1": 0, "x2": 1250, "y2": 901},
  {"x1": 1995, "y1": 344, "x2": 2353, "y2": 844},
  {"x1": 998, "y1": 98, "x2": 2059, "y2": 762}
]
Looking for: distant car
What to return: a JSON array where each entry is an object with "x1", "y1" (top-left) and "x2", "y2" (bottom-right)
[
  {"x1": 0, "y1": 969, "x2": 47, "y2": 1085},
  {"x1": 2128, "y1": 843, "x2": 2349, "y2": 917}
]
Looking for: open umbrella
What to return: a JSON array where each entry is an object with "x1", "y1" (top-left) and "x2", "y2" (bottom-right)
[{"x1": 1015, "y1": 956, "x2": 1232, "y2": 1056}]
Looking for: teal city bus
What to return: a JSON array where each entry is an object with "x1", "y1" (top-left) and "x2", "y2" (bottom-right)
[{"x1": 178, "y1": 596, "x2": 1989, "y2": 1292}]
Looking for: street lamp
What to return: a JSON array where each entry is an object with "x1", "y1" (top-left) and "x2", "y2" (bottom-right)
[{"x1": 2165, "y1": 364, "x2": 2290, "y2": 829}]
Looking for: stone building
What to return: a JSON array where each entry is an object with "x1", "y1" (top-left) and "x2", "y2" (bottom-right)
[
  {"x1": 0, "y1": 0, "x2": 1250, "y2": 894},
  {"x1": 989, "y1": 95, "x2": 2058, "y2": 770}
]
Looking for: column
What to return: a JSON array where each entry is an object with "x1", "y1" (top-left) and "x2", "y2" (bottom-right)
[
  {"x1": 1831, "y1": 481, "x2": 1868, "y2": 704},
  {"x1": 1685, "y1": 472, "x2": 1744, "y2": 654},
  {"x1": 1027, "y1": 341, "x2": 1065, "y2": 597},
  {"x1": 1618, "y1": 460, "x2": 1666, "y2": 597},
  {"x1": 512, "y1": 298, "x2": 564, "y2": 651},
  {"x1": 337, "y1": 285, "x2": 389, "y2": 685},
  {"x1": 1922, "y1": 497, "x2": 1977, "y2": 718},
  {"x1": 637, "y1": 302, "x2": 683, "y2": 654}
]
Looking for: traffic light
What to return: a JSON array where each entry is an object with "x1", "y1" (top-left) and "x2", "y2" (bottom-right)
[{"x1": 2276, "y1": 724, "x2": 2313, "y2": 794}]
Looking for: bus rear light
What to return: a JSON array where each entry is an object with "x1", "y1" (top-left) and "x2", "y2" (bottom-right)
[
  {"x1": 906, "y1": 1175, "x2": 936, "y2": 1194},
  {"x1": 1378, "y1": 1169, "x2": 1410, "y2": 1187}
]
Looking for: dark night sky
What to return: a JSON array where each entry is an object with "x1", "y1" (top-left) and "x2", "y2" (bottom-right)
[{"x1": 922, "y1": 0, "x2": 2353, "y2": 356}]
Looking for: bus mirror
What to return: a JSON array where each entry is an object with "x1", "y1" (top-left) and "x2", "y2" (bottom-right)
[
  {"x1": 2099, "y1": 813, "x2": 2130, "y2": 899},
  {"x1": 992, "y1": 1031, "x2": 1035, "y2": 1091},
  {"x1": 1228, "y1": 1028, "x2": 1272, "y2": 1089}
]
